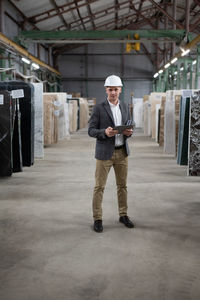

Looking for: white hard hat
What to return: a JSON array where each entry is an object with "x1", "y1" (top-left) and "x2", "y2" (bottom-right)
[{"x1": 104, "y1": 75, "x2": 123, "y2": 87}]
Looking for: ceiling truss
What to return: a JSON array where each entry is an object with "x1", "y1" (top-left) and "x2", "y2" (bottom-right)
[{"x1": 6, "y1": 0, "x2": 200, "y2": 69}]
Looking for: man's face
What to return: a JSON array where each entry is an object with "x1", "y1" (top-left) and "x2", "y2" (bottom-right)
[{"x1": 106, "y1": 86, "x2": 121, "y2": 103}]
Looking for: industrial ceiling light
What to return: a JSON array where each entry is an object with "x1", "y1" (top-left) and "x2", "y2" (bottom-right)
[
  {"x1": 181, "y1": 49, "x2": 190, "y2": 56},
  {"x1": 171, "y1": 57, "x2": 178, "y2": 64},
  {"x1": 32, "y1": 63, "x2": 40, "y2": 70},
  {"x1": 21, "y1": 57, "x2": 30, "y2": 64},
  {"x1": 158, "y1": 69, "x2": 163, "y2": 74},
  {"x1": 174, "y1": 71, "x2": 178, "y2": 75},
  {"x1": 192, "y1": 60, "x2": 197, "y2": 65},
  {"x1": 164, "y1": 63, "x2": 170, "y2": 69},
  {"x1": 153, "y1": 73, "x2": 159, "y2": 78},
  {"x1": 180, "y1": 67, "x2": 184, "y2": 71}
]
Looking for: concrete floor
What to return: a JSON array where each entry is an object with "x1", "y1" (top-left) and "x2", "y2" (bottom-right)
[{"x1": 0, "y1": 128, "x2": 200, "y2": 300}]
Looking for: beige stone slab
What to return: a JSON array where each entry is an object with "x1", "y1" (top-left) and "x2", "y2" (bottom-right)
[
  {"x1": 79, "y1": 98, "x2": 89, "y2": 130},
  {"x1": 43, "y1": 93, "x2": 70, "y2": 146},
  {"x1": 149, "y1": 93, "x2": 165, "y2": 139},
  {"x1": 68, "y1": 100, "x2": 78, "y2": 133}
]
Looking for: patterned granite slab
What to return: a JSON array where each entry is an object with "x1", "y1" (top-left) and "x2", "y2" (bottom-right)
[
  {"x1": 159, "y1": 97, "x2": 166, "y2": 147},
  {"x1": 32, "y1": 83, "x2": 44, "y2": 159},
  {"x1": 188, "y1": 92, "x2": 200, "y2": 176}
]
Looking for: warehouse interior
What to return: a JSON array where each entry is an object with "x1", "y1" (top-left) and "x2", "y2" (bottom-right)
[{"x1": 0, "y1": 0, "x2": 200, "y2": 299}]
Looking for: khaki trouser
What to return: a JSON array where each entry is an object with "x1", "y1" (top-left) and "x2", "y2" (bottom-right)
[{"x1": 93, "y1": 147, "x2": 128, "y2": 220}]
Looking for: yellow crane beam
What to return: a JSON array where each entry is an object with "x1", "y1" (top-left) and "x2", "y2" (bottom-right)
[{"x1": 0, "y1": 32, "x2": 61, "y2": 76}]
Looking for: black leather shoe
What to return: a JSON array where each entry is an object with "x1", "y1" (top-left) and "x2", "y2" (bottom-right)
[
  {"x1": 119, "y1": 216, "x2": 134, "y2": 228},
  {"x1": 94, "y1": 220, "x2": 103, "y2": 233}
]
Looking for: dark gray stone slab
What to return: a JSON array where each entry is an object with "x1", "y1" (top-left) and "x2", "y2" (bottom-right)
[
  {"x1": 177, "y1": 97, "x2": 190, "y2": 165},
  {"x1": 188, "y1": 92, "x2": 200, "y2": 176}
]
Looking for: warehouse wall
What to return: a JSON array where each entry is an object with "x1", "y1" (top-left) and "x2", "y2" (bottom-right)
[
  {"x1": 59, "y1": 44, "x2": 153, "y2": 103},
  {"x1": 2, "y1": 1, "x2": 53, "y2": 70}
]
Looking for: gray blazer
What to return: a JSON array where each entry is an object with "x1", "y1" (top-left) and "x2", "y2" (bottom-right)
[{"x1": 88, "y1": 100, "x2": 131, "y2": 160}]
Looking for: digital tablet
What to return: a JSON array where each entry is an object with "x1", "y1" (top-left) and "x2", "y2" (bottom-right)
[{"x1": 113, "y1": 124, "x2": 134, "y2": 134}]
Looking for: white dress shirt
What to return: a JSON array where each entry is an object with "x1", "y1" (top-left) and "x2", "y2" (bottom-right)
[{"x1": 108, "y1": 99, "x2": 124, "y2": 147}]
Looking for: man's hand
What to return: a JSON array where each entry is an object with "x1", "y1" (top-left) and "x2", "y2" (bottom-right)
[
  {"x1": 123, "y1": 129, "x2": 133, "y2": 136},
  {"x1": 105, "y1": 127, "x2": 118, "y2": 137}
]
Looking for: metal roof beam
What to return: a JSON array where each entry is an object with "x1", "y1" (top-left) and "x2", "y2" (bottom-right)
[
  {"x1": 190, "y1": 16, "x2": 200, "y2": 31},
  {"x1": 141, "y1": 43, "x2": 155, "y2": 65},
  {"x1": 54, "y1": 0, "x2": 136, "y2": 30},
  {"x1": 28, "y1": 0, "x2": 99, "y2": 24},
  {"x1": 86, "y1": 1, "x2": 95, "y2": 29},
  {"x1": 148, "y1": 0, "x2": 184, "y2": 29},
  {"x1": 193, "y1": 0, "x2": 200, "y2": 6},
  {"x1": 20, "y1": 29, "x2": 186, "y2": 40},
  {"x1": 8, "y1": 0, "x2": 39, "y2": 30},
  {"x1": 129, "y1": 1, "x2": 156, "y2": 29},
  {"x1": 74, "y1": 0, "x2": 86, "y2": 30},
  {"x1": 115, "y1": 0, "x2": 119, "y2": 29},
  {"x1": 185, "y1": 0, "x2": 190, "y2": 34},
  {"x1": 49, "y1": 0, "x2": 70, "y2": 29},
  {"x1": 28, "y1": 39, "x2": 178, "y2": 44},
  {"x1": 56, "y1": 2, "x2": 170, "y2": 31},
  {"x1": 134, "y1": 0, "x2": 144, "y2": 23}
]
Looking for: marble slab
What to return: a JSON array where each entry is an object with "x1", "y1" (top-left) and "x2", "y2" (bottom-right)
[
  {"x1": 155, "y1": 104, "x2": 161, "y2": 143},
  {"x1": 68, "y1": 100, "x2": 78, "y2": 133},
  {"x1": 143, "y1": 101, "x2": 151, "y2": 136},
  {"x1": 43, "y1": 93, "x2": 70, "y2": 145},
  {"x1": 149, "y1": 93, "x2": 165, "y2": 139},
  {"x1": 164, "y1": 96, "x2": 175, "y2": 154},
  {"x1": 32, "y1": 83, "x2": 44, "y2": 159},
  {"x1": 143, "y1": 95, "x2": 149, "y2": 102},
  {"x1": 43, "y1": 94, "x2": 55, "y2": 145},
  {"x1": 132, "y1": 98, "x2": 143, "y2": 128},
  {"x1": 175, "y1": 95, "x2": 181, "y2": 156},
  {"x1": 79, "y1": 98, "x2": 89, "y2": 129},
  {"x1": 188, "y1": 92, "x2": 200, "y2": 176},
  {"x1": 159, "y1": 97, "x2": 166, "y2": 147},
  {"x1": 64, "y1": 102, "x2": 70, "y2": 138}
]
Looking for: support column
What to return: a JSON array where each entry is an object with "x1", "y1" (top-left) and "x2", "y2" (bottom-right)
[
  {"x1": 157, "y1": 75, "x2": 162, "y2": 92},
  {"x1": 37, "y1": 44, "x2": 41, "y2": 60},
  {"x1": 164, "y1": 2, "x2": 168, "y2": 64},
  {"x1": 183, "y1": 60, "x2": 187, "y2": 89},
  {"x1": 0, "y1": 0, "x2": 5, "y2": 34},
  {"x1": 177, "y1": 60, "x2": 181, "y2": 90},
  {"x1": 120, "y1": 44, "x2": 125, "y2": 102},
  {"x1": 185, "y1": 0, "x2": 190, "y2": 36},
  {"x1": 189, "y1": 62, "x2": 193, "y2": 89},
  {"x1": 0, "y1": 48, "x2": 6, "y2": 81},
  {"x1": 85, "y1": 45, "x2": 88, "y2": 97},
  {"x1": 48, "y1": 46, "x2": 52, "y2": 66},
  {"x1": 172, "y1": 0, "x2": 177, "y2": 57},
  {"x1": 8, "y1": 53, "x2": 13, "y2": 80},
  {"x1": 195, "y1": 46, "x2": 200, "y2": 89}
]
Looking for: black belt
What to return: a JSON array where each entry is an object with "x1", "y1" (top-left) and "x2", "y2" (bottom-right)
[{"x1": 115, "y1": 144, "x2": 125, "y2": 150}]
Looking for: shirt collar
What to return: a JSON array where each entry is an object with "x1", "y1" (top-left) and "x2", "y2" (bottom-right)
[{"x1": 107, "y1": 98, "x2": 120, "y2": 108}]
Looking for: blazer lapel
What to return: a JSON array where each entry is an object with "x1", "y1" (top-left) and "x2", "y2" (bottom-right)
[
  {"x1": 103, "y1": 101, "x2": 115, "y2": 124},
  {"x1": 119, "y1": 102, "x2": 125, "y2": 125}
]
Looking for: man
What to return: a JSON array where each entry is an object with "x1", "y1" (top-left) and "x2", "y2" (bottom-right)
[{"x1": 88, "y1": 74, "x2": 135, "y2": 233}]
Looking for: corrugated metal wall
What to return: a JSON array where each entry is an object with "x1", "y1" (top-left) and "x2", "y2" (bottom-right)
[
  {"x1": 59, "y1": 44, "x2": 153, "y2": 103},
  {"x1": 2, "y1": 3, "x2": 51, "y2": 71}
]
